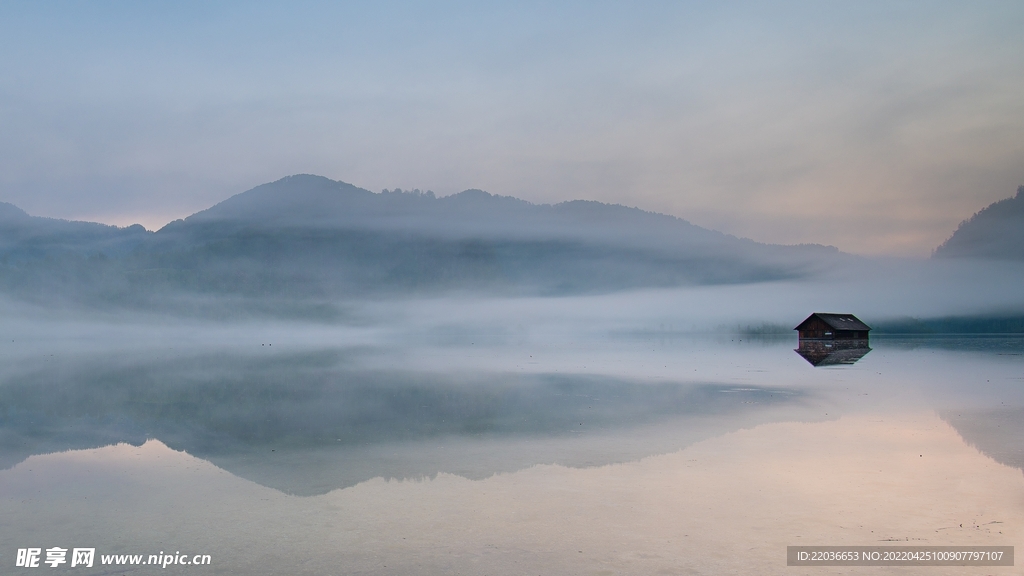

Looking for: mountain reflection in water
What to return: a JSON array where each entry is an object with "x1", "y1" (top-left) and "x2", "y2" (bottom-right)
[
  {"x1": 0, "y1": 349, "x2": 819, "y2": 494},
  {"x1": 2, "y1": 412, "x2": 1021, "y2": 576},
  {"x1": 1, "y1": 331, "x2": 1023, "y2": 575},
  {"x1": 941, "y1": 407, "x2": 1024, "y2": 474}
]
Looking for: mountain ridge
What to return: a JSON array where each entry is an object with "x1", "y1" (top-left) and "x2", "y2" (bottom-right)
[
  {"x1": 163, "y1": 174, "x2": 769, "y2": 252},
  {"x1": 934, "y1": 185, "x2": 1024, "y2": 260},
  {"x1": 0, "y1": 174, "x2": 846, "y2": 310}
]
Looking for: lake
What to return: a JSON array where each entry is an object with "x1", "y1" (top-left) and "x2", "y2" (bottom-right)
[{"x1": 1, "y1": 304, "x2": 1021, "y2": 574}]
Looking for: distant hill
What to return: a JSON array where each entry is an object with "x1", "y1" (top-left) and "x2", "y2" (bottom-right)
[
  {"x1": 0, "y1": 201, "x2": 148, "y2": 254},
  {"x1": 0, "y1": 175, "x2": 843, "y2": 312},
  {"x1": 162, "y1": 175, "x2": 805, "y2": 252},
  {"x1": 934, "y1": 186, "x2": 1024, "y2": 260}
]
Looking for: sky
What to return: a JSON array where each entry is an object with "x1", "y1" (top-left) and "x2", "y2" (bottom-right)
[{"x1": 0, "y1": 1, "x2": 1022, "y2": 256}]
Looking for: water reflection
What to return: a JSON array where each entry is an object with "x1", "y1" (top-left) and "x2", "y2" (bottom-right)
[
  {"x1": 2, "y1": 332, "x2": 1023, "y2": 574},
  {"x1": 942, "y1": 408, "x2": 1024, "y2": 474},
  {"x1": 0, "y1": 349, "x2": 816, "y2": 494},
  {"x1": 794, "y1": 339, "x2": 871, "y2": 366},
  {"x1": 2, "y1": 412, "x2": 1020, "y2": 576}
]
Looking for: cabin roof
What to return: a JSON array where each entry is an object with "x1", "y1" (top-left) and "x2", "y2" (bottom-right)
[{"x1": 795, "y1": 313, "x2": 871, "y2": 332}]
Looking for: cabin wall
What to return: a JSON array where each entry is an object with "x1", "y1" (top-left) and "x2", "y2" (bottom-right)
[{"x1": 797, "y1": 318, "x2": 832, "y2": 339}]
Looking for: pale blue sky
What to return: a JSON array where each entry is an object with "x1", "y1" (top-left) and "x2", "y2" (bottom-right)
[{"x1": 1, "y1": 1, "x2": 1022, "y2": 255}]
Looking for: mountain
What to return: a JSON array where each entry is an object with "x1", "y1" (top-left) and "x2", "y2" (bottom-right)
[
  {"x1": 0, "y1": 203, "x2": 151, "y2": 304},
  {"x1": 933, "y1": 186, "x2": 1024, "y2": 260},
  {"x1": 169, "y1": 174, "x2": 752, "y2": 248},
  {"x1": 0, "y1": 201, "x2": 148, "y2": 255},
  {"x1": 0, "y1": 175, "x2": 843, "y2": 311},
  {"x1": 152, "y1": 175, "x2": 841, "y2": 296}
]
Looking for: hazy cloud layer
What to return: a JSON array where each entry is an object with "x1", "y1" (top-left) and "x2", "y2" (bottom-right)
[{"x1": 1, "y1": 1, "x2": 1022, "y2": 255}]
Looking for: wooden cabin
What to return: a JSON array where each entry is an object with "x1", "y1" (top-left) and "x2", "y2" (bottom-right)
[
  {"x1": 795, "y1": 313, "x2": 871, "y2": 341},
  {"x1": 794, "y1": 313, "x2": 872, "y2": 366}
]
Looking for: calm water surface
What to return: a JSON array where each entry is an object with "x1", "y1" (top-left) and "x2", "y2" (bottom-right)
[{"x1": 1, "y1": 319, "x2": 1022, "y2": 575}]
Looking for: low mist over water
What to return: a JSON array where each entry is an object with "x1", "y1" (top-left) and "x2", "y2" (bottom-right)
[{"x1": 1, "y1": 300, "x2": 1023, "y2": 573}]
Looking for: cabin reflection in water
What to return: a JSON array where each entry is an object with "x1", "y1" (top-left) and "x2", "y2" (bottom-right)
[
  {"x1": 794, "y1": 312, "x2": 872, "y2": 367},
  {"x1": 795, "y1": 339, "x2": 871, "y2": 366}
]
